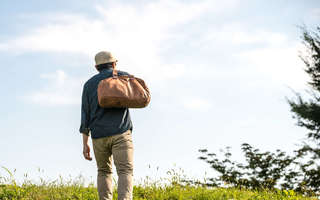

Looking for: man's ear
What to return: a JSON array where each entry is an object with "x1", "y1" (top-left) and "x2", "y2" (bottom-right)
[{"x1": 95, "y1": 65, "x2": 98, "y2": 71}]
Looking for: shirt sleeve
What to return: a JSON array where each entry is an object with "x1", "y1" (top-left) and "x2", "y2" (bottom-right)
[{"x1": 79, "y1": 83, "x2": 90, "y2": 135}]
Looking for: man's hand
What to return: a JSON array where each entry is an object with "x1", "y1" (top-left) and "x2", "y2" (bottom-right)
[
  {"x1": 83, "y1": 144, "x2": 93, "y2": 161},
  {"x1": 82, "y1": 133, "x2": 92, "y2": 161}
]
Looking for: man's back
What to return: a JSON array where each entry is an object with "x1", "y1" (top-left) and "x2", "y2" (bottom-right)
[{"x1": 79, "y1": 66, "x2": 133, "y2": 139}]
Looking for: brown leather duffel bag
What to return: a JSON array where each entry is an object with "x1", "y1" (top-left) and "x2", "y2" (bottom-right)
[{"x1": 97, "y1": 67, "x2": 150, "y2": 108}]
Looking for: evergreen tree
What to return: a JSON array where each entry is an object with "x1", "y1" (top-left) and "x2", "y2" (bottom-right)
[{"x1": 288, "y1": 26, "x2": 320, "y2": 193}]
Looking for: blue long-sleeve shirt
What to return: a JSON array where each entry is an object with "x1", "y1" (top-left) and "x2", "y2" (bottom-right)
[{"x1": 79, "y1": 67, "x2": 133, "y2": 139}]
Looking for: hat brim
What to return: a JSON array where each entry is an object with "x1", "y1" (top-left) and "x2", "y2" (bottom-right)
[{"x1": 96, "y1": 59, "x2": 118, "y2": 65}]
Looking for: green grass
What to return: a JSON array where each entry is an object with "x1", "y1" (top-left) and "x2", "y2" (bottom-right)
[
  {"x1": 1, "y1": 183, "x2": 318, "y2": 200},
  {"x1": 0, "y1": 168, "x2": 318, "y2": 200}
]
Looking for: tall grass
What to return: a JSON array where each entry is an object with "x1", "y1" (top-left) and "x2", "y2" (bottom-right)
[{"x1": 0, "y1": 167, "x2": 318, "y2": 200}]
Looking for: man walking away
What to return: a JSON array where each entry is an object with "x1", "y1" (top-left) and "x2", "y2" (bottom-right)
[{"x1": 80, "y1": 51, "x2": 134, "y2": 200}]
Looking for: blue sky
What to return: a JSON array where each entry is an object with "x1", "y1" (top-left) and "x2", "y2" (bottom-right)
[{"x1": 1, "y1": 0, "x2": 320, "y2": 184}]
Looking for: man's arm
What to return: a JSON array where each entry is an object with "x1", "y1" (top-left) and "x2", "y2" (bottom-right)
[
  {"x1": 79, "y1": 83, "x2": 92, "y2": 161},
  {"x1": 82, "y1": 133, "x2": 92, "y2": 161},
  {"x1": 79, "y1": 83, "x2": 90, "y2": 136}
]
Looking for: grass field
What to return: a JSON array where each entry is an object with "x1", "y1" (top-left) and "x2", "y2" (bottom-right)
[
  {"x1": 1, "y1": 183, "x2": 319, "y2": 200},
  {"x1": 0, "y1": 168, "x2": 318, "y2": 200}
]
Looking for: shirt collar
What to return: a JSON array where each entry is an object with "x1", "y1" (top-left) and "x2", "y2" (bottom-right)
[{"x1": 99, "y1": 67, "x2": 113, "y2": 73}]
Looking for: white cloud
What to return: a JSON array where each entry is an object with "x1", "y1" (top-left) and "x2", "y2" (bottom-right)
[
  {"x1": 309, "y1": 8, "x2": 320, "y2": 20},
  {"x1": 235, "y1": 43, "x2": 309, "y2": 89},
  {"x1": 201, "y1": 23, "x2": 288, "y2": 46},
  {"x1": 0, "y1": 43, "x2": 8, "y2": 51},
  {"x1": 229, "y1": 31, "x2": 287, "y2": 45},
  {"x1": 26, "y1": 70, "x2": 86, "y2": 106},
  {"x1": 182, "y1": 97, "x2": 213, "y2": 111},
  {"x1": 0, "y1": 0, "x2": 240, "y2": 81}
]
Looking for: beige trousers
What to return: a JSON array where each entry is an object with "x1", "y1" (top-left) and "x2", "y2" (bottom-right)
[{"x1": 92, "y1": 129, "x2": 134, "y2": 200}]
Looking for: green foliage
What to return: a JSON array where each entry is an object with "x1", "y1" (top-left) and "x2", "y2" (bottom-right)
[
  {"x1": 288, "y1": 26, "x2": 320, "y2": 141},
  {"x1": 0, "y1": 167, "x2": 98, "y2": 200},
  {"x1": 2, "y1": 184, "x2": 317, "y2": 200},
  {"x1": 197, "y1": 144, "x2": 300, "y2": 191},
  {"x1": 133, "y1": 185, "x2": 317, "y2": 200},
  {"x1": 0, "y1": 168, "x2": 317, "y2": 200}
]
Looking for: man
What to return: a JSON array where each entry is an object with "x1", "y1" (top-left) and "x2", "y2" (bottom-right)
[{"x1": 80, "y1": 51, "x2": 134, "y2": 200}]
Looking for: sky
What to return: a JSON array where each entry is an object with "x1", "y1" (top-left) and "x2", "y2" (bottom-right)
[{"x1": 0, "y1": 0, "x2": 320, "y2": 185}]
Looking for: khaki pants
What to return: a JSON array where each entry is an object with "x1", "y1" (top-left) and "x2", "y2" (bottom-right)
[{"x1": 92, "y1": 129, "x2": 134, "y2": 200}]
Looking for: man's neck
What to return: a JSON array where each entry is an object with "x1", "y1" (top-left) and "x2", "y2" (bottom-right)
[{"x1": 97, "y1": 64, "x2": 113, "y2": 72}]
